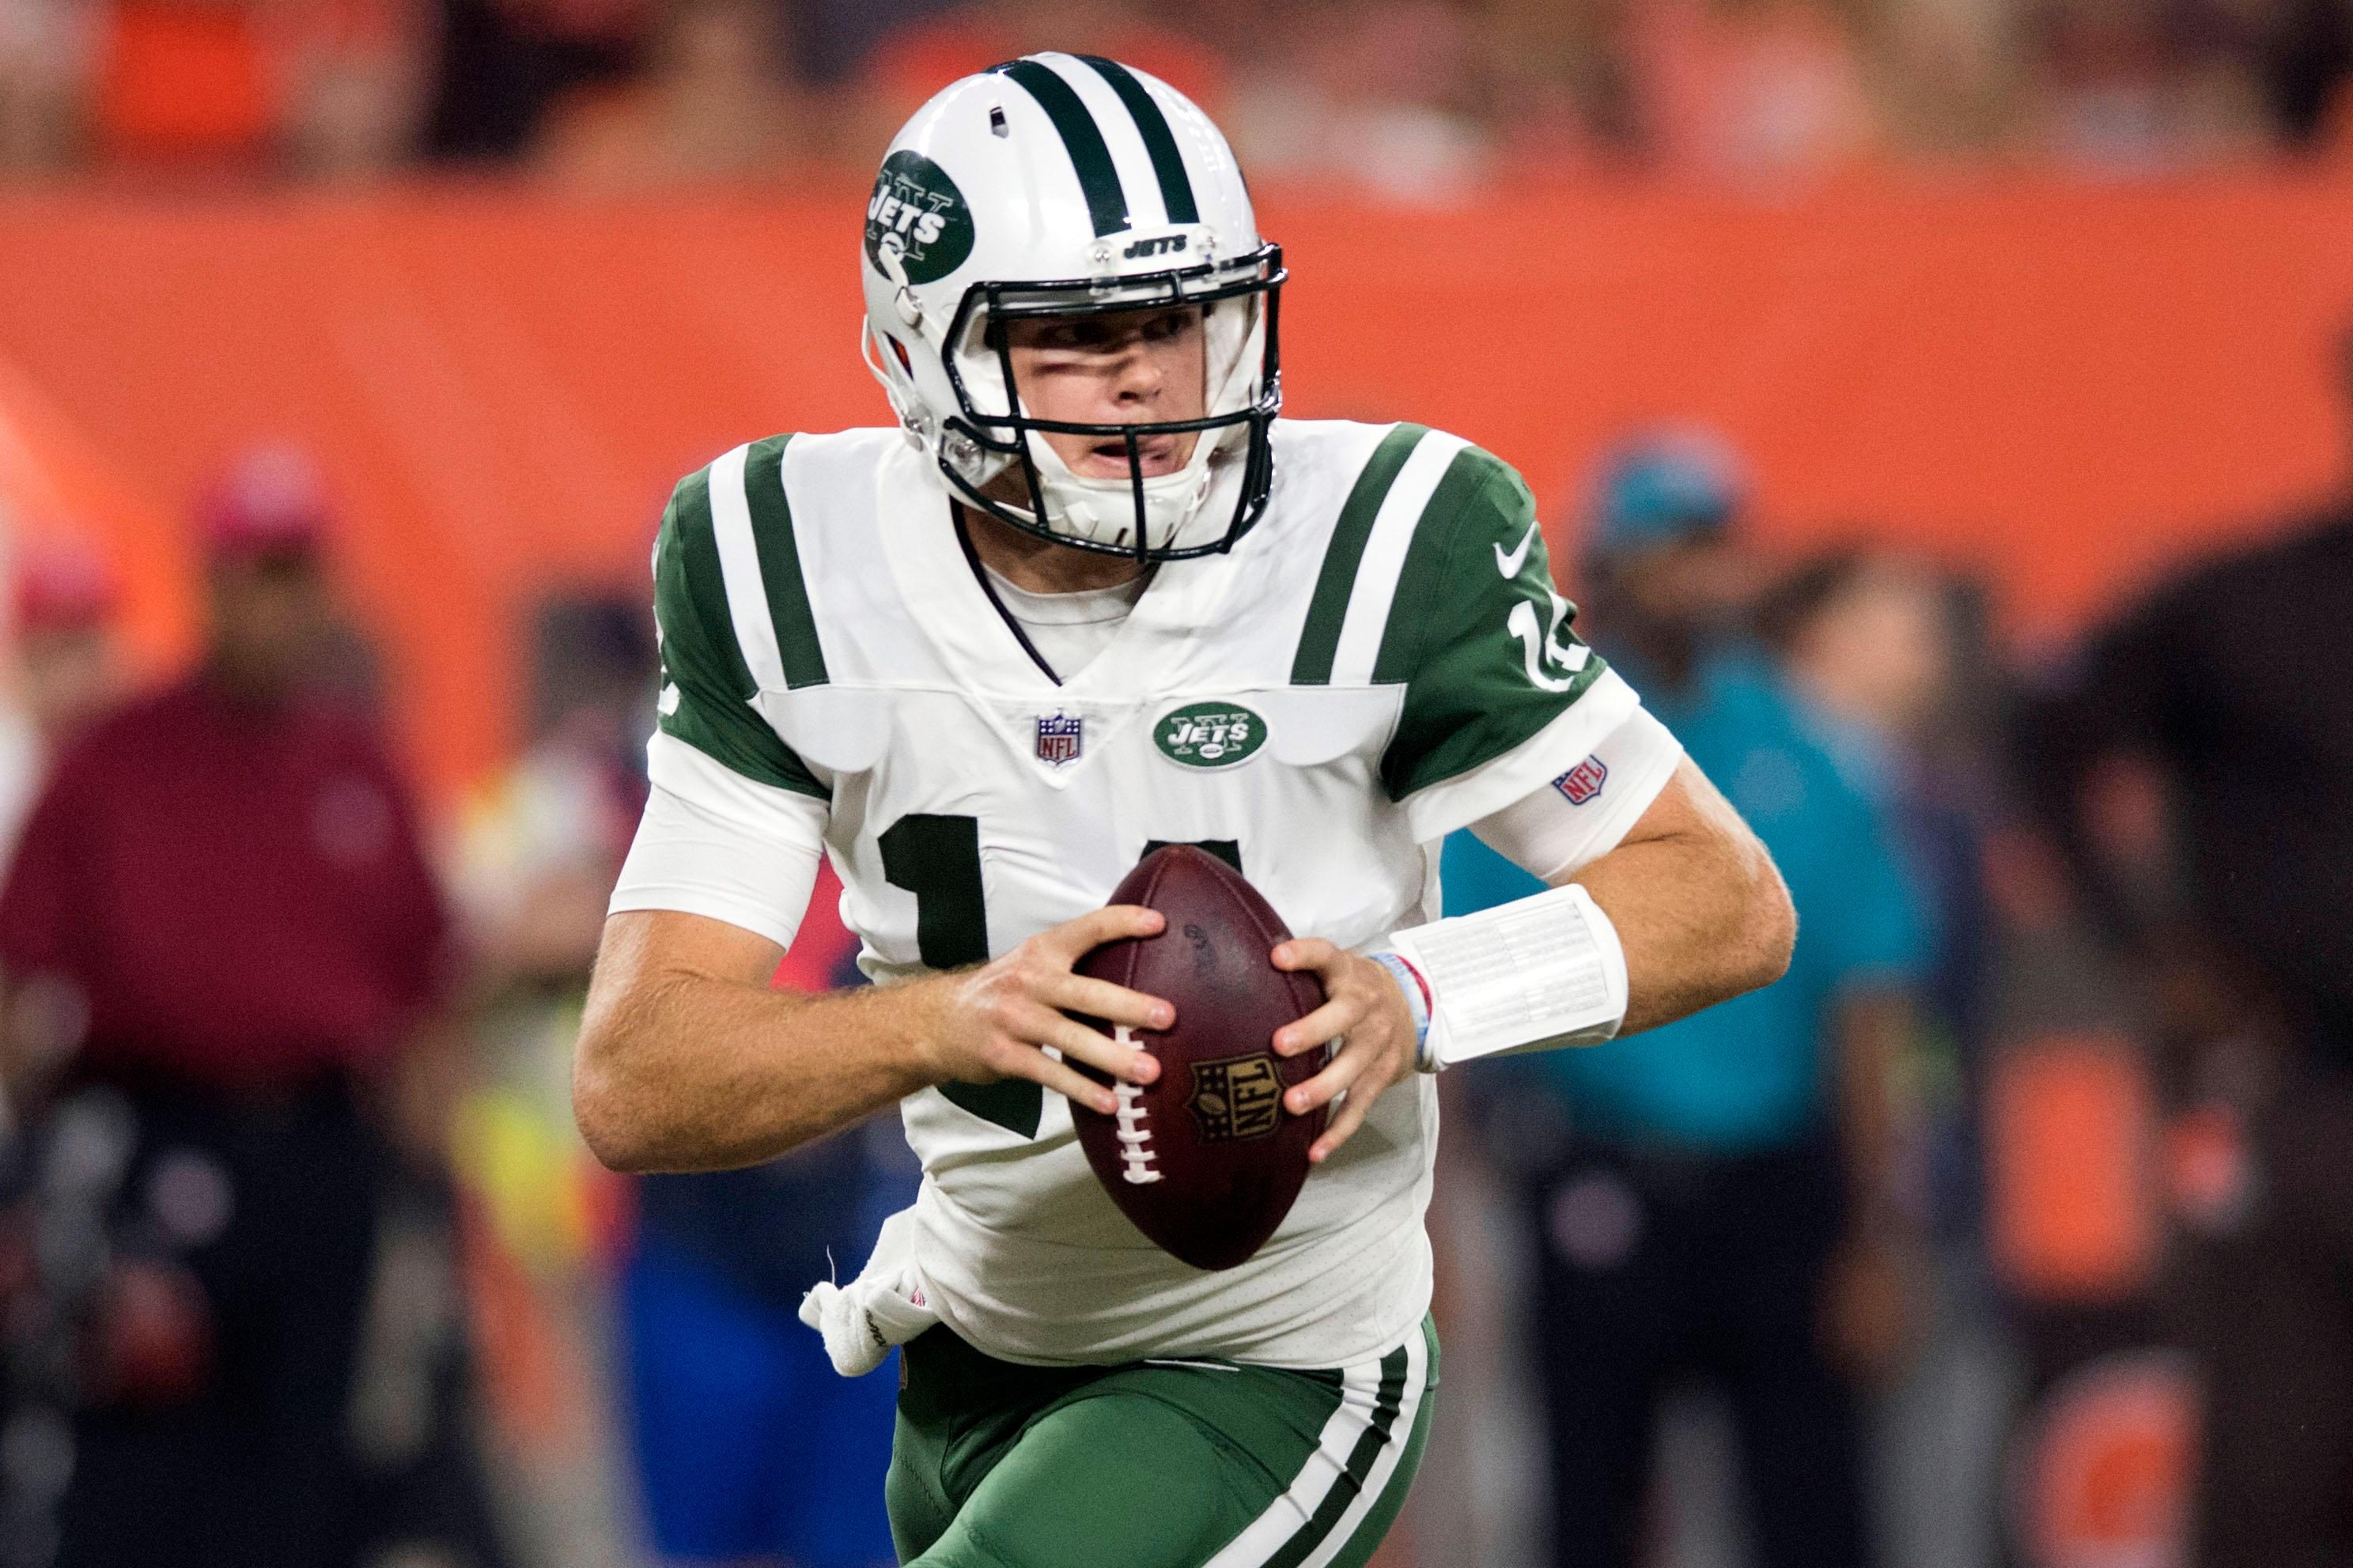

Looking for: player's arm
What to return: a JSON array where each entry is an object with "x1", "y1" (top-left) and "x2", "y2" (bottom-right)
[
  {"x1": 1546, "y1": 757, "x2": 1792, "y2": 1036},
  {"x1": 1266, "y1": 444, "x2": 1791, "y2": 1159},
  {"x1": 1272, "y1": 758, "x2": 1791, "y2": 1160},
  {"x1": 576, "y1": 900, "x2": 1167, "y2": 1173}
]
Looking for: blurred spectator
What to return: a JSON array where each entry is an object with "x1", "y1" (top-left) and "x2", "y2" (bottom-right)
[
  {"x1": 447, "y1": 594, "x2": 658, "y2": 1561},
  {"x1": 538, "y1": 0, "x2": 811, "y2": 187},
  {"x1": 2260, "y1": 0, "x2": 2353, "y2": 144},
  {"x1": 1624, "y1": 0, "x2": 1888, "y2": 179},
  {"x1": 1452, "y1": 429, "x2": 1927, "y2": 1568},
  {"x1": 0, "y1": 448, "x2": 482, "y2": 1567},
  {"x1": 456, "y1": 595, "x2": 654, "y2": 984},
  {"x1": 0, "y1": 534, "x2": 123, "y2": 860},
  {"x1": 454, "y1": 591, "x2": 910, "y2": 1567},
  {"x1": 274, "y1": 0, "x2": 436, "y2": 178},
  {"x1": 1871, "y1": 0, "x2": 2029, "y2": 158},
  {"x1": 2019, "y1": 328, "x2": 2353, "y2": 1568},
  {"x1": 1761, "y1": 548, "x2": 2021, "y2": 1568},
  {"x1": 0, "y1": 0, "x2": 96, "y2": 173},
  {"x1": 1221, "y1": 0, "x2": 1491, "y2": 198},
  {"x1": 426, "y1": 0, "x2": 650, "y2": 162},
  {"x1": 1761, "y1": 549, "x2": 1998, "y2": 1143},
  {"x1": 2023, "y1": 0, "x2": 2273, "y2": 168},
  {"x1": 1479, "y1": 0, "x2": 1640, "y2": 164}
]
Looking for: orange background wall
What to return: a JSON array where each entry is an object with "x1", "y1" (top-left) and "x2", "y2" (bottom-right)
[{"x1": 0, "y1": 176, "x2": 2348, "y2": 799}]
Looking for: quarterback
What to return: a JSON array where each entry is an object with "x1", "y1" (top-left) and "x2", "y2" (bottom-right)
[{"x1": 577, "y1": 52, "x2": 1795, "y2": 1568}]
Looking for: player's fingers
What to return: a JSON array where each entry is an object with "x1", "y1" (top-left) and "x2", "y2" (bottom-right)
[
  {"x1": 1273, "y1": 993, "x2": 1362, "y2": 1057},
  {"x1": 1039, "y1": 903, "x2": 1165, "y2": 962},
  {"x1": 1310, "y1": 1082, "x2": 1378, "y2": 1164},
  {"x1": 1035, "y1": 970, "x2": 1174, "y2": 1032},
  {"x1": 1284, "y1": 1036, "x2": 1370, "y2": 1116},
  {"x1": 983, "y1": 1028, "x2": 1122, "y2": 1114},
  {"x1": 1271, "y1": 936, "x2": 1341, "y2": 973},
  {"x1": 1026, "y1": 1054, "x2": 1122, "y2": 1116},
  {"x1": 1023, "y1": 1004, "x2": 1159, "y2": 1086}
]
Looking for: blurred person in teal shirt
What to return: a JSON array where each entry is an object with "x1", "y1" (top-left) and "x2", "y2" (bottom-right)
[{"x1": 1453, "y1": 431, "x2": 1927, "y2": 1568}]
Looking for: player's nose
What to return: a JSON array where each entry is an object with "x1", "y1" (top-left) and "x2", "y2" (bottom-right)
[{"x1": 1111, "y1": 342, "x2": 1163, "y2": 406}]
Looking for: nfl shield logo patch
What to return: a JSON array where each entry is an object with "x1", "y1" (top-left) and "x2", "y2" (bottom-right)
[
  {"x1": 1035, "y1": 713, "x2": 1084, "y2": 767},
  {"x1": 1553, "y1": 754, "x2": 1609, "y2": 805}
]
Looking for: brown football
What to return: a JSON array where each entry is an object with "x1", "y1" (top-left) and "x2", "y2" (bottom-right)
[{"x1": 1069, "y1": 844, "x2": 1328, "y2": 1271}]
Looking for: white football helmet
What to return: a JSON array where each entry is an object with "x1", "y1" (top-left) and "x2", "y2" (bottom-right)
[{"x1": 861, "y1": 52, "x2": 1284, "y2": 561}]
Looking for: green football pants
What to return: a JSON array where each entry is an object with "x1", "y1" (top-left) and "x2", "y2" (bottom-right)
[{"x1": 886, "y1": 1317, "x2": 1438, "y2": 1568}]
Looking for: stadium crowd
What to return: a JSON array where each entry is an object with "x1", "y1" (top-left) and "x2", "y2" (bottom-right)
[
  {"x1": 1, "y1": 323, "x2": 2347, "y2": 1563},
  {"x1": 0, "y1": 0, "x2": 2351, "y2": 186}
]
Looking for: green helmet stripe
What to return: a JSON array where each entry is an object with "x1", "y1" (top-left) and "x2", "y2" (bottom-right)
[
  {"x1": 1076, "y1": 55, "x2": 1199, "y2": 225},
  {"x1": 990, "y1": 58, "x2": 1130, "y2": 237}
]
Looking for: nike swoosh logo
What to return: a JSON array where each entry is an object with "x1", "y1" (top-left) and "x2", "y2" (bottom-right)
[{"x1": 1494, "y1": 523, "x2": 1538, "y2": 580}]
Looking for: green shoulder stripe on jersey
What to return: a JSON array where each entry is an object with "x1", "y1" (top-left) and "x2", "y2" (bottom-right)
[
  {"x1": 1371, "y1": 448, "x2": 1610, "y2": 802},
  {"x1": 740, "y1": 434, "x2": 828, "y2": 689},
  {"x1": 1262, "y1": 1344, "x2": 1411, "y2": 1568},
  {"x1": 992, "y1": 59, "x2": 1129, "y2": 236},
  {"x1": 1368, "y1": 445, "x2": 1511, "y2": 685},
  {"x1": 652, "y1": 465, "x2": 827, "y2": 799},
  {"x1": 1291, "y1": 424, "x2": 1428, "y2": 685},
  {"x1": 665, "y1": 465, "x2": 746, "y2": 690},
  {"x1": 1077, "y1": 55, "x2": 1199, "y2": 224}
]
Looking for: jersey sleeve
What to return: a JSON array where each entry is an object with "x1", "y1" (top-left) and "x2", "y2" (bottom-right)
[
  {"x1": 1466, "y1": 705, "x2": 1685, "y2": 882},
  {"x1": 1374, "y1": 445, "x2": 1644, "y2": 841},
  {"x1": 607, "y1": 731, "x2": 828, "y2": 949},
  {"x1": 650, "y1": 462, "x2": 827, "y2": 800}
]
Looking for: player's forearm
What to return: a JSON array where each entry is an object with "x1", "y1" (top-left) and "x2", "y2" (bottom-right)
[
  {"x1": 575, "y1": 931, "x2": 940, "y2": 1173},
  {"x1": 1572, "y1": 781, "x2": 1795, "y2": 1036}
]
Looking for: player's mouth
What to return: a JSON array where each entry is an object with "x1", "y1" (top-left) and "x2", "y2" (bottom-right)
[{"x1": 1080, "y1": 431, "x2": 1186, "y2": 479}]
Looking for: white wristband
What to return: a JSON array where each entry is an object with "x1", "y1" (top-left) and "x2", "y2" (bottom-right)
[{"x1": 1387, "y1": 882, "x2": 1629, "y2": 1072}]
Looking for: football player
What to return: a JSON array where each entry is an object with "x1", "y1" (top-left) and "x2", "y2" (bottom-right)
[{"x1": 577, "y1": 53, "x2": 1795, "y2": 1568}]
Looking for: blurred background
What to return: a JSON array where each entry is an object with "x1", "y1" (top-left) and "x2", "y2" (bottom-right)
[{"x1": 0, "y1": 1, "x2": 2348, "y2": 1566}]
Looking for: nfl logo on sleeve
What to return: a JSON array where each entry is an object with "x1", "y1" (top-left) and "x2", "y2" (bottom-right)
[
  {"x1": 1554, "y1": 755, "x2": 1608, "y2": 805},
  {"x1": 1035, "y1": 713, "x2": 1084, "y2": 767}
]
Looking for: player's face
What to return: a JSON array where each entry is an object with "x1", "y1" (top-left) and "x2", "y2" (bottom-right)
[{"x1": 1000, "y1": 304, "x2": 1207, "y2": 480}]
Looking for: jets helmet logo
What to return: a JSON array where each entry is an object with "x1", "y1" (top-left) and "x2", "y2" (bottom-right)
[{"x1": 864, "y1": 151, "x2": 975, "y2": 285}]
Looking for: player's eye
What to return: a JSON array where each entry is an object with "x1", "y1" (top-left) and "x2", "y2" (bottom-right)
[
  {"x1": 1141, "y1": 309, "x2": 1199, "y2": 342},
  {"x1": 1044, "y1": 320, "x2": 1113, "y2": 350}
]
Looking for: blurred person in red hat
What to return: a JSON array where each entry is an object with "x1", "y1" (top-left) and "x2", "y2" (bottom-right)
[{"x1": 0, "y1": 447, "x2": 479, "y2": 1568}]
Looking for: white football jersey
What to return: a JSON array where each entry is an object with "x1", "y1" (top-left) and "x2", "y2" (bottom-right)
[{"x1": 626, "y1": 418, "x2": 1664, "y2": 1368}]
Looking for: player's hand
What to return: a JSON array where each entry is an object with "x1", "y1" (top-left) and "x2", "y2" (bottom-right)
[
  {"x1": 921, "y1": 905, "x2": 1172, "y2": 1116},
  {"x1": 1269, "y1": 939, "x2": 1419, "y2": 1164}
]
